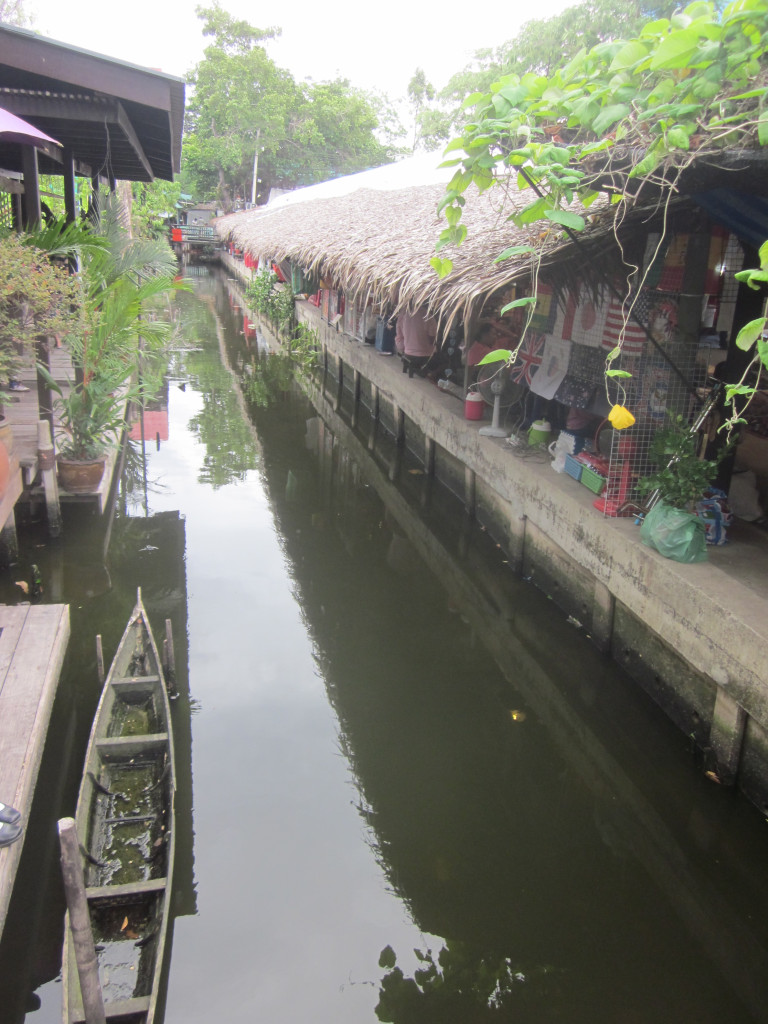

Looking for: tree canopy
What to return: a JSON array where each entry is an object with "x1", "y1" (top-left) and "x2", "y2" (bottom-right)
[
  {"x1": 182, "y1": 3, "x2": 393, "y2": 209},
  {"x1": 410, "y1": 1, "x2": 685, "y2": 151}
]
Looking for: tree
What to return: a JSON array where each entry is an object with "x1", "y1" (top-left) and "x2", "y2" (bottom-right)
[
  {"x1": 0, "y1": 0, "x2": 33, "y2": 26},
  {"x1": 411, "y1": 0, "x2": 681, "y2": 150},
  {"x1": 183, "y1": 3, "x2": 392, "y2": 208},
  {"x1": 131, "y1": 180, "x2": 183, "y2": 239}
]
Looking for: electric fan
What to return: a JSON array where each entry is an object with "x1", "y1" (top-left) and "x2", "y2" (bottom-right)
[{"x1": 476, "y1": 363, "x2": 525, "y2": 437}]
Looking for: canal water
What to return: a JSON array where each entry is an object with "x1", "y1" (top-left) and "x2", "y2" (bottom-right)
[{"x1": 2, "y1": 269, "x2": 768, "y2": 1022}]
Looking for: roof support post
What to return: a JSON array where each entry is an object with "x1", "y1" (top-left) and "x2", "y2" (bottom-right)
[
  {"x1": 89, "y1": 174, "x2": 101, "y2": 227},
  {"x1": 63, "y1": 149, "x2": 77, "y2": 225},
  {"x1": 21, "y1": 145, "x2": 41, "y2": 229}
]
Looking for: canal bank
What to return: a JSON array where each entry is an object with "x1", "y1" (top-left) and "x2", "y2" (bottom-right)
[{"x1": 222, "y1": 252, "x2": 768, "y2": 811}]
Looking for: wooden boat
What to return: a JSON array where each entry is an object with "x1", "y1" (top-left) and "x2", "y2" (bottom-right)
[{"x1": 63, "y1": 590, "x2": 176, "y2": 1024}]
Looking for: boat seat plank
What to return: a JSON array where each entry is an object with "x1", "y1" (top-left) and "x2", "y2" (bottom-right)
[
  {"x1": 70, "y1": 995, "x2": 151, "y2": 1022},
  {"x1": 111, "y1": 674, "x2": 162, "y2": 687},
  {"x1": 95, "y1": 732, "x2": 169, "y2": 752},
  {"x1": 86, "y1": 876, "x2": 167, "y2": 901}
]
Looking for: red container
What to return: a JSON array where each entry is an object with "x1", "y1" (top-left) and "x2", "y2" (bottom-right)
[{"x1": 465, "y1": 393, "x2": 485, "y2": 420}]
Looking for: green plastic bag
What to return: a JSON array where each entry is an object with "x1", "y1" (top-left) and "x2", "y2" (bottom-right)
[{"x1": 640, "y1": 502, "x2": 708, "y2": 563}]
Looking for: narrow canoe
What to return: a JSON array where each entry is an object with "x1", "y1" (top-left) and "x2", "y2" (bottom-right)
[{"x1": 62, "y1": 590, "x2": 176, "y2": 1024}]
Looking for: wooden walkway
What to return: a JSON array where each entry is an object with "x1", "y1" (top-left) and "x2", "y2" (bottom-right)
[{"x1": 0, "y1": 602, "x2": 69, "y2": 938}]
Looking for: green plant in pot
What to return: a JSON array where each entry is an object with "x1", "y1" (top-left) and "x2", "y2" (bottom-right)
[
  {"x1": 32, "y1": 208, "x2": 183, "y2": 492},
  {"x1": 638, "y1": 414, "x2": 723, "y2": 563}
]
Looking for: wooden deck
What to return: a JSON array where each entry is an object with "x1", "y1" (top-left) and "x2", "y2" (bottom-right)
[{"x1": 0, "y1": 602, "x2": 70, "y2": 938}]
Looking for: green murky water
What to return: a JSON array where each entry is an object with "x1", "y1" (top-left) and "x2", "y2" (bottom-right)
[{"x1": 2, "y1": 269, "x2": 768, "y2": 1023}]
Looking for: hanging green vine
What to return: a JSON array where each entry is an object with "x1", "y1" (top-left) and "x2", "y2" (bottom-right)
[{"x1": 436, "y1": 0, "x2": 768, "y2": 429}]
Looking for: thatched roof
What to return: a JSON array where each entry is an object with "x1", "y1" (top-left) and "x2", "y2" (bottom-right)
[{"x1": 215, "y1": 159, "x2": 651, "y2": 326}]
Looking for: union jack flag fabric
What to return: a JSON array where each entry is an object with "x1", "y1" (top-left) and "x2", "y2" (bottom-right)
[{"x1": 508, "y1": 332, "x2": 544, "y2": 386}]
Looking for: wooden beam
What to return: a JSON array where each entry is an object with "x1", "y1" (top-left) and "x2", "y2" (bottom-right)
[{"x1": 3, "y1": 95, "x2": 154, "y2": 181}]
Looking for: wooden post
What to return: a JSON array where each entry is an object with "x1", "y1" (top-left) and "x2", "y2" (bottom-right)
[
  {"x1": 38, "y1": 419, "x2": 61, "y2": 538},
  {"x1": 63, "y1": 150, "x2": 77, "y2": 225},
  {"x1": 0, "y1": 515, "x2": 18, "y2": 569},
  {"x1": 424, "y1": 437, "x2": 436, "y2": 477},
  {"x1": 709, "y1": 689, "x2": 747, "y2": 785},
  {"x1": 163, "y1": 619, "x2": 177, "y2": 697},
  {"x1": 95, "y1": 636, "x2": 105, "y2": 685},
  {"x1": 394, "y1": 407, "x2": 405, "y2": 448},
  {"x1": 57, "y1": 818, "x2": 106, "y2": 1024},
  {"x1": 21, "y1": 146, "x2": 41, "y2": 229},
  {"x1": 367, "y1": 385, "x2": 380, "y2": 452},
  {"x1": 351, "y1": 370, "x2": 361, "y2": 428}
]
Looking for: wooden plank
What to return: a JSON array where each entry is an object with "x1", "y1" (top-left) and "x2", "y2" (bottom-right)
[
  {"x1": 0, "y1": 605, "x2": 30, "y2": 698},
  {"x1": 0, "y1": 604, "x2": 69, "y2": 938},
  {"x1": 111, "y1": 674, "x2": 161, "y2": 687},
  {"x1": 0, "y1": 605, "x2": 69, "y2": 798},
  {"x1": 94, "y1": 733, "x2": 168, "y2": 754},
  {"x1": 86, "y1": 877, "x2": 166, "y2": 901},
  {"x1": 69, "y1": 995, "x2": 151, "y2": 1023}
]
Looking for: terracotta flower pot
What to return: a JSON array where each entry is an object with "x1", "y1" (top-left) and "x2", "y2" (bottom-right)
[{"x1": 57, "y1": 455, "x2": 106, "y2": 494}]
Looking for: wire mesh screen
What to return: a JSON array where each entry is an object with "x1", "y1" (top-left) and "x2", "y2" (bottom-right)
[{"x1": 591, "y1": 230, "x2": 744, "y2": 516}]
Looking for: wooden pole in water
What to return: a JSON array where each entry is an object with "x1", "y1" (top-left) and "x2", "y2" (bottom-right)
[
  {"x1": 57, "y1": 817, "x2": 107, "y2": 1024},
  {"x1": 95, "y1": 636, "x2": 105, "y2": 685},
  {"x1": 163, "y1": 619, "x2": 177, "y2": 697},
  {"x1": 37, "y1": 419, "x2": 61, "y2": 538}
]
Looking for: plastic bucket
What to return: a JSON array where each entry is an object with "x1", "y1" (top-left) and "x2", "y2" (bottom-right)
[{"x1": 464, "y1": 393, "x2": 485, "y2": 421}]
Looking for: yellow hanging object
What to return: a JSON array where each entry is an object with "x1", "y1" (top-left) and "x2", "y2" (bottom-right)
[{"x1": 608, "y1": 404, "x2": 635, "y2": 430}]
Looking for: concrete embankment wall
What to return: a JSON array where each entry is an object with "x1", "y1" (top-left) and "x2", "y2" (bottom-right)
[{"x1": 219, "y1": 253, "x2": 768, "y2": 810}]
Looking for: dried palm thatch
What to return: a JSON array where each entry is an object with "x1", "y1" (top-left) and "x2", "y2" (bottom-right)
[{"x1": 215, "y1": 175, "x2": 667, "y2": 328}]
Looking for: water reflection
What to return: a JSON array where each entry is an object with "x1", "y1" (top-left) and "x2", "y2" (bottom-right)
[{"x1": 216, "y1": 275, "x2": 768, "y2": 1023}]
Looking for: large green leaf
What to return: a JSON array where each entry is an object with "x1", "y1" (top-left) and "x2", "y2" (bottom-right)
[
  {"x1": 544, "y1": 208, "x2": 586, "y2": 230},
  {"x1": 609, "y1": 40, "x2": 649, "y2": 71},
  {"x1": 649, "y1": 28, "x2": 701, "y2": 69},
  {"x1": 591, "y1": 103, "x2": 630, "y2": 135},
  {"x1": 494, "y1": 244, "x2": 536, "y2": 263},
  {"x1": 734, "y1": 317, "x2": 766, "y2": 350}
]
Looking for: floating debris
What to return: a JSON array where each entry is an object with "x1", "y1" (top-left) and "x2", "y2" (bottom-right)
[{"x1": 510, "y1": 710, "x2": 527, "y2": 723}]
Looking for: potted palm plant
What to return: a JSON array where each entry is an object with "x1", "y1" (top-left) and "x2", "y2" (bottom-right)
[{"x1": 32, "y1": 206, "x2": 183, "y2": 492}]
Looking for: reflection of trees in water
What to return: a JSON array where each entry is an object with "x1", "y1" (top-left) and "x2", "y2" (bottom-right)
[
  {"x1": 169, "y1": 285, "x2": 262, "y2": 488},
  {"x1": 241, "y1": 350, "x2": 294, "y2": 408},
  {"x1": 186, "y1": 353, "x2": 261, "y2": 487},
  {"x1": 376, "y1": 941, "x2": 560, "y2": 1023}
]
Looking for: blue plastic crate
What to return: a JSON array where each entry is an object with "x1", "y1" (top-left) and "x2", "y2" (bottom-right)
[{"x1": 564, "y1": 454, "x2": 583, "y2": 481}]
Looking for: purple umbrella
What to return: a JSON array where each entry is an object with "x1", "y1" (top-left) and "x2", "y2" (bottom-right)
[{"x1": 0, "y1": 105, "x2": 61, "y2": 148}]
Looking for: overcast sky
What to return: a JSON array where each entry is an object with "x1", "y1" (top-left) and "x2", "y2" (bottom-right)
[{"x1": 26, "y1": 0, "x2": 575, "y2": 98}]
